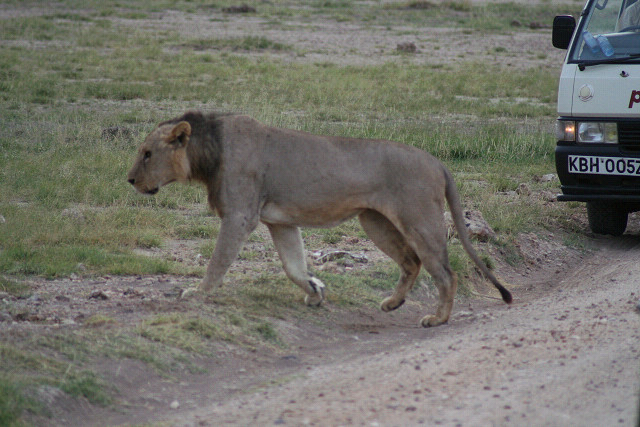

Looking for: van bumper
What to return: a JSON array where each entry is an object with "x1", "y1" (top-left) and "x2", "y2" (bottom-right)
[{"x1": 555, "y1": 144, "x2": 640, "y2": 204}]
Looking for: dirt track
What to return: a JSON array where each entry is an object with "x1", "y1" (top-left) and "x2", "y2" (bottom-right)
[
  {"x1": 13, "y1": 229, "x2": 640, "y2": 426},
  {"x1": 162, "y1": 237, "x2": 639, "y2": 427}
]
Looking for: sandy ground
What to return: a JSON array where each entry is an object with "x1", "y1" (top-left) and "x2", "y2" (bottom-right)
[
  {"x1": 164, "y1": 237, "x2": 639, "y2": 427},
  {"x1": 8, "y1": 225, "x2": 640, "y2": 427}
]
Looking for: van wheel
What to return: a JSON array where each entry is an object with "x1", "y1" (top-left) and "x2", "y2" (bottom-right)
[{"x1": 586, "y1": 202, "x2": 628, "y2": 236}]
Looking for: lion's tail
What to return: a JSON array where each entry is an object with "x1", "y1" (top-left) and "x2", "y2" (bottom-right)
[{"x1": 444, "y1": 168, "x2": 512, "y2": 304}]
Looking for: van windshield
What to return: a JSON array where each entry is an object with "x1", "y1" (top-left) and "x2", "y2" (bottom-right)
[{"x1": 570, "y1": 0, "x2": 640, "y2": 62}]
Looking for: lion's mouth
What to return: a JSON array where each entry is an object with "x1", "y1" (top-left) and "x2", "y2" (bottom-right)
[{"x1": 145, "y1": 188, "x2": 159, "y2": 195}]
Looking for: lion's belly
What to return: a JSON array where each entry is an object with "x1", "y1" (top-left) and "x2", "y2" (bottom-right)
[{"x1": 260, "y1": 202, "x2": 363, "y2": 228}]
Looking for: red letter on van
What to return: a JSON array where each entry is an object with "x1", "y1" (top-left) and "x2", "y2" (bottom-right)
[{"x1": 629, "y1": 90, "x2": 640, "y2": 108}]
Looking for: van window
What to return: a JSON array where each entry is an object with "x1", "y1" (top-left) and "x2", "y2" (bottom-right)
[{"x1": 570, "y1": 0, "x2": 640, "y2": 61}]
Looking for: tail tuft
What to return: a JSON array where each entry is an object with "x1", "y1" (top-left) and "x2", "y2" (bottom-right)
[{"x1": 498, "y1": 286, "x2": 512, "y2": 304}]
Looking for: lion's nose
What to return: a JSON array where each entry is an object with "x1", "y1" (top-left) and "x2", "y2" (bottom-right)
[{"x1": 128, "y1": 178, "x2": 135, "y2": 185}]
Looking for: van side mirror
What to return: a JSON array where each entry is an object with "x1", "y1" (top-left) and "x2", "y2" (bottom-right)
[{"x1": 553, "y1": 15, "x2": 576, "y2": 49}]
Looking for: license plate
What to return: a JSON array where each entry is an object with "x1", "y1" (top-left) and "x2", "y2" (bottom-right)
[{"x1": 568, "y1": 155, "x2": 640, "y2": 176}]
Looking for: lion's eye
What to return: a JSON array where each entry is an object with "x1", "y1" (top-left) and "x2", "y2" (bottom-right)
[{"x1": 143, "y1": 151, "x2": 152, "y2": 161}]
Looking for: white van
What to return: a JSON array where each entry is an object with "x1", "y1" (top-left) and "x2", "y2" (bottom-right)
[{"x1": 553, "y1": 0, "x2": 640, "y2": 235}]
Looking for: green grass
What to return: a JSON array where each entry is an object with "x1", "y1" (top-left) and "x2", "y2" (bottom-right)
[
  {"x1": 138, "y1": 313, "x2": 236, "y2": 354},
  {"x1": 0, "y1": 0, "x2": 574, "y2": 313},
  {"x1": 0, "y1": 376, "x2": 41, "y2": 426},
  {"x1": 0, "y1": 0, "x2": 577, "y2": 314},
  {"x1": 0, "y1": 59, "x2": 560, "y2": 279},
  {"x1": 0, "y1": 338, "x2": 111, "y2": 424},
  {"x1": 0, "y1": 277, "x2": 30, "y2": 298},
  {"x1": 182, "y1": 36, "x2": 292, "y2": 52},
  {"x1": 60, "y1": 371, "x2": 112, "y2": 406}
]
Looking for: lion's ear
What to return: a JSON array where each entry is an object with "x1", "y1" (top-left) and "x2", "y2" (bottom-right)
[{"x1": 169, "y1": 121, "x2": 191, "y2": 148}]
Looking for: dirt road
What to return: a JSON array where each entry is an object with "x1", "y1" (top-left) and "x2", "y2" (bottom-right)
[
  {"x1": 14, "y1": 228, "x2": 640, "y2": 426},
  {"x1": 166, "y1": 237, "x2": 640, "y2": 427}
]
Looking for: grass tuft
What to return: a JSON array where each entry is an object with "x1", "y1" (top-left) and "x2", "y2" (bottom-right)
[
  {"x1": 60, "y1": 371, "x2": 112, "y2": 406},
  {"x1": 0, "y1": 377, "x2": 39, "y2": 426}
]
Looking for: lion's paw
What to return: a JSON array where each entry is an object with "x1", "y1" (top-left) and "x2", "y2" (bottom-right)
[
  {"x1": 380, "y1": 297, "x2": 405, "y2": 312},
  {"x1": 420, "y1": 315, "x2": 446, "y2": 328},
  {"x1": 304, "y1": 277, "x2": 325, "y2": 307}
]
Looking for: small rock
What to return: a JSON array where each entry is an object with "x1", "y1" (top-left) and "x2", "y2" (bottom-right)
[
  {"x1": 397, "y1": 42, "x2": 417, "y2": 53},
  {"x1": 89, "y1": 290, "x2": 109, "y2": 300},
  {"x1": 464, "y1": 210, "x2": 496, "y2": 241},
  {"x1": 164, "y1": 287, "x2": 183, "y2": 298},
  {"x1": 124, "y1": 288, "x2": 143, "y2": 297},
  {"x1": 101, "y1": 126, "x2": 135, "y2": 140},
  {"x1": 169, "y1": 400, "x2": 180, "y2": 410},
  {"x1": 317, "y1": 262, "x2": 345, "y2": 274},
  {"x1": 539, "y1": 191, "x2": 557, "y2": 202},
  {"x1": 223, "y1": 4, "x2": 256, "y2": 13},
  {"x1": 516, "y1": 183, "x2": 531, "y2": 196},
  {"x1": 0, "y1": 215, "x2": 5, "y2": 224},
  {"x1": 537, "y1": 173, "x2": 557, "y2": 183},
  {"x1": 405, "y1": 1, "x2": 434, "y2": 9},
  {"x1": 28, "y1": 293, "x2": 43, "y2": 304},
  {"x1": 444, "y1": 210, "x2": 496, "y2": 241},
  {"x1": 314, "y1": 250, "x2": 368, "y2": 265},
  {"x1": 61, "y1": 208, "x2": 86, "y2": 222},
  {"x1": 195, "y1": 253, "x2": 206, "y2": 265},
  {"x1": 13, "y1": 312, "x2": 28, "y2": 321}
]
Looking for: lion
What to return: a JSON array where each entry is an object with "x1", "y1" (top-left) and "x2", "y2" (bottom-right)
[{"x1": 127, "y1": 111, "x2": 512, "y2": 327}]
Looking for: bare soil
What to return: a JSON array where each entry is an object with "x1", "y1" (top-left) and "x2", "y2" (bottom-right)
[
  {"x1": 7, "y1": 228, "x2": 640, "y2": 426},
  {"x1": 170, "y1": 236, "x2": 640, "y2": 427},
  {"x1": 2, "y1": 2, "x2": 639, "y2": 426}
]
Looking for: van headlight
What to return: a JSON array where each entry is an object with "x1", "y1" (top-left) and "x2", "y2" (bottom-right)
[
  {"x1": 556, "y1": 120, "x2": 618, "y2": 143},
  {"x1": 578, "y1": 122, "x2": 618, "y2": 143}
]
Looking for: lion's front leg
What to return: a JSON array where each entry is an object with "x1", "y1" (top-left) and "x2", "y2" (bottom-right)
[
  {"x1": 200, "y1": 214, "x2": 258, "y2": 293},
  {"x1": 267, "y1": 223, "x2": 326, "y2": 306}
]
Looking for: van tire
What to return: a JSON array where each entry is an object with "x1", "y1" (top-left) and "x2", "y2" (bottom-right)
[{"x1": 586, "y1": 202, "x2": 628, "y2": 236}]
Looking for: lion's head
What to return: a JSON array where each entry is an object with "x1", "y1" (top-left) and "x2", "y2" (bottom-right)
[{"x1": 127, "y1": 121, "x2": 192, "y2": 195}]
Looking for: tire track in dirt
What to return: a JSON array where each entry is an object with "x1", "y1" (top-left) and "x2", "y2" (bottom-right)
[{"x1": 170, "y1": 239, "x2": 640, "y2": 426}]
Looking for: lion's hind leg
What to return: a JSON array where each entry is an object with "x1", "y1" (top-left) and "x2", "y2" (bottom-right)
[
  {"x1": 418, "y1": 257, "x2": 457, "y2": 327},
  {"x1": 266, "y1": 223, "x2": 326, "y2": 306},
  {"x1": 358, "y1": 210, "x2": 421, "y2": 312},
  {"x1": 364, "y1": 207, "x2": 458, "y2": 328},
  {"x1": 404, "y1": 228, "x2": 458, "y2": 327}
]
